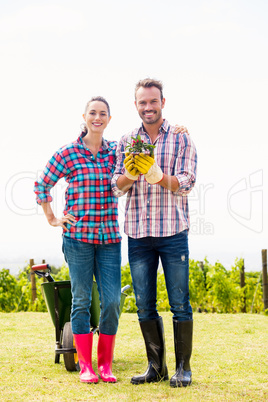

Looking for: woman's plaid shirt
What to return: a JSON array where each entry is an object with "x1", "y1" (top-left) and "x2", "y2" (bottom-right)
[{"x1": 34, "y1": 133, "x2": 121, "y2": 244}]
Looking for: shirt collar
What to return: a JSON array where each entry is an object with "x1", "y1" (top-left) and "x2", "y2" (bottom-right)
[
  {"x1": 139, "y1": 119, "x2": 169, "y2": 136},
  {"x1": 78, "y1": 132, "x2": 111, "y2": 151}
]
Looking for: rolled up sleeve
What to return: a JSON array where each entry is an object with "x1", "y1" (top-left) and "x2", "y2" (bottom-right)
[
  {"x1": 174, "y1": 134, "x2": 197, "y2": 196},
  {"x1": 111, "y1": 136, "x2": 129, "y2": 198},
  {"x1": 34, "y1": 152, "x2": 67, "y2": 204}
]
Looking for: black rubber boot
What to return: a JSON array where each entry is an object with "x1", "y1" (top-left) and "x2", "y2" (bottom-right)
[
  {"x1": 131, "y1": 317, "x2": 169, "y2": 384},
  {"x1": 170, "y1": 319, "x2": 193, "y2": 387}
]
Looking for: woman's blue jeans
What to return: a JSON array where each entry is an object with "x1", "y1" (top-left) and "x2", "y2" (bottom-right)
[
  {"x1": 128, "y1": 230, "x2": 192, "y2": 322},
  {"x1": 62, "y1": 236, "x2": 121, "y2": 335}
]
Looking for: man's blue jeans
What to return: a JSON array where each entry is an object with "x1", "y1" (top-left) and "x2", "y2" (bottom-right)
[
  {"x1": 62, "y1": 236, "x2": 121, "y2": 335},
  {"x1": 128, "y1": 231, "x2": 192, "y2": 322}
]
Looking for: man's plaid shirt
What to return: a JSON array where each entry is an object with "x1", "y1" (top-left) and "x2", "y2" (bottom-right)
[
  {"x1": 34, "y1": 133, "x2": 121, "y2": 244},
  {"x1": 111, "y1": 120, "x2": 197, "y2": 238}
]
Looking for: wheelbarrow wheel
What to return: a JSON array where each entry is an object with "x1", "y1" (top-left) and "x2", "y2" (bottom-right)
[{"x1": 62, "y1": 322, "x2": 80, "y2": 372}]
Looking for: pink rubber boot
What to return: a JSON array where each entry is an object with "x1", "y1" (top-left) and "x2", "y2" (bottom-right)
[
  {"x1": 97, "y1": 333, "x2": 117, "y2": 382},
  {"x1": 73, "y1": 333, "x2": 98, "y2": 383}
]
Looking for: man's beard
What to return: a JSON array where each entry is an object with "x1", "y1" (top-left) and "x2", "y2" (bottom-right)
[{"x1": 140, "y1": 110, "x2": 162, "y2": 125}]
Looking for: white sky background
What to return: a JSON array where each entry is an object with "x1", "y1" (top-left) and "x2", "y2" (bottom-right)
[{"x1": 1, "y1": 0, "x2": 267, "y2": 274}]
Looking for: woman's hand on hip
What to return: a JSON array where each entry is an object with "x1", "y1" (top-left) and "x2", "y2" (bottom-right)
[{"x1": 48, "y1": 214, "x2": 76, "y2": 231}]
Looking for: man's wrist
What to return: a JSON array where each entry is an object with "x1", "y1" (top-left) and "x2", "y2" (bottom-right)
[
  {"x1": 157, "y1": 174, "x2": 179, "y2": 191},
  {"x1": 124, "y1": 170, "x2": 140, "y2": 181},
  {"x1": 144, "y1": 163, "x2": 163, "y2": 184},
  {"x1": 117, "y1": 175, "x2": 135, "y2": 193}
]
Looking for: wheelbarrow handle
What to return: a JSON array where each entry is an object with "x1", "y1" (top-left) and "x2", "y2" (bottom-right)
[
  {"x1": 32, "y1": 264, "x2": 55, "y2": 282},
  {"x1": 121, "y1": 285, "x2": 131, "y2": 293},
  {"x1": 32, "y1": 263, "x2": 51, "y2": 271}
]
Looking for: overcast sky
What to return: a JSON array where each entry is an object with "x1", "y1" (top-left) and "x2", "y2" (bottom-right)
[{"x1": 1, "y1": 0, "x2": 267, "y2": 274}]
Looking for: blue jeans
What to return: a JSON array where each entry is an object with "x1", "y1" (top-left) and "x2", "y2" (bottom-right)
[
  {"x1": 62, "y1": 236, "x2": 121, "y2": 335},
  {"x1": 128, "y1": 231, "x2": 192, "y2": 322}
]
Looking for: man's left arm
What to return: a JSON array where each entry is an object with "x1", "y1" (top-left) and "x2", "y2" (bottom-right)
[
  {"x1": 170, "y1": 133, "x2": 197, "y2": 195},
  {"x1": 157, "y1": 126, "x2": 194, "y2": 192},
  {"x1": 158, "y1": 173, "x2": 180, "y2": 192}
]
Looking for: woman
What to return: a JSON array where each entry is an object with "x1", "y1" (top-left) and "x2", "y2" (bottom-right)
[{"x1": 34, "y1": 97, "x2": 121, "y2": 383}]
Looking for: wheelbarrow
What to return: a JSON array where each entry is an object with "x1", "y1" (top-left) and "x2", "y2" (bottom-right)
[{"x1": 32, "y1": 263, "x2": 129, "y2": 372}]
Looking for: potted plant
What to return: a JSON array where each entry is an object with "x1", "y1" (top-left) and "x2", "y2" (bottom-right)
[{"x1": 125, "y1": 135, "x2": 155, "y2": 157}]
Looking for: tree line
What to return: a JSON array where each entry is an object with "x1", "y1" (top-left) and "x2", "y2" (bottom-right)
[{"x1": 0, "y1": 258, "x2": 266, "y2": 314}]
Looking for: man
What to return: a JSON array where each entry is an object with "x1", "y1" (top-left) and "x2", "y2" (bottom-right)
[{"x1": 111, "y1": 78, "x2": 197, "y2": 387}]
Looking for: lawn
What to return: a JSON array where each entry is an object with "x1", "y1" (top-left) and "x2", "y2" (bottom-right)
[{"x1": 0, "y1": 312, "x2": 267, "y2": 401}]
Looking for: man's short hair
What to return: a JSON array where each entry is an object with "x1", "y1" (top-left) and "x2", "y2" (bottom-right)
[{"x1": 135, "y1": 78, "x2": 163, "y2": 100}]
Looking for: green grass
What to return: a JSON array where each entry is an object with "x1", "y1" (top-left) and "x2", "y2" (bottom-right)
[{"x1": 0, "y1": 312, "x2": 267, "y2": 401}]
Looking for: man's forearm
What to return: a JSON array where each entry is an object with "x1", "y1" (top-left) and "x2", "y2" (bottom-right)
[
  {"x1": 158, "y1": 174, "x2": 179, "y2": 192},
  {"x1": 116, "y1": 175, "x2": 135, "y2": 193},
  {"x1": 116, "y1": 172, "x2": 179, "y2": 193}
]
